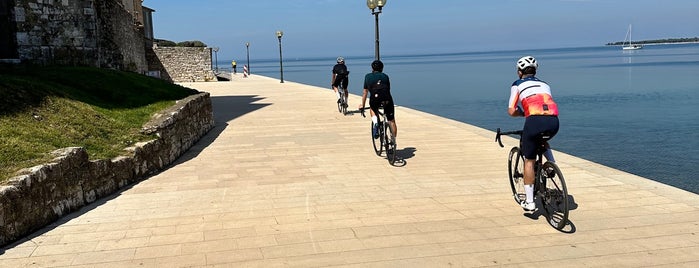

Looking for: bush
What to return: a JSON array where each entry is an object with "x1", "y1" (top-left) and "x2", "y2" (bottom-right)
[
  {"x1": 177, "y1": 40, "x2": 207, "y2": 47},
  {"x1": 155, "y1": 39, "x2": 177, "y2": 47}
]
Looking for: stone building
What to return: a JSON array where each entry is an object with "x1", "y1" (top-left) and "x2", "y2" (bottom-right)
[{"x1": 0, "y1": 0, "x2": 215, "y2": 82}]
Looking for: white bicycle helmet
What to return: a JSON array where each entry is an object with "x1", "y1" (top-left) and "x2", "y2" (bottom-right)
[
  {"x1": 516, "y1": 56, "x2": 538, "y2": 70},
  {"x1": 337, "y1": 56, "x2": 345, "y2": 63}
]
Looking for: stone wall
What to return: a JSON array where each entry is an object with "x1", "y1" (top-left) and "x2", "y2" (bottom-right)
[
  {"x1": 0, "y1": 92, "x2": 214, "y2": 247},
  {"x1": 11, "y1": 0, "x2": 147, "y2": 72},
  {"x1": 148, "y1": 46, "x2": 217, "y2": 82}
]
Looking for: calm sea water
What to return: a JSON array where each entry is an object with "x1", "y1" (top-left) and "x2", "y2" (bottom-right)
[{"x1": 230, "y1": 44, "x2": 699, "y2": 194}]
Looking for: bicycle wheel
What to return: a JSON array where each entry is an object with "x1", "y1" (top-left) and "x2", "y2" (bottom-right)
[
  {"x1": 337, "y1": 95, "x2": 343, "y2": 114},
  {"x1": 385, "y1": 123, "x2": 397, "y2": 165},
  {"x1": 342, "y1": 98, "x2": 347, "y2": 115},
  {"x1": 372, "y1": 122, "x2": 383, "y2": 156},
  {"x1": 508, "y1": 147, "x2": 526, "y2": 205},
  {"x1": 540, "y1": 161, "x2": 569, "y2": 230}
]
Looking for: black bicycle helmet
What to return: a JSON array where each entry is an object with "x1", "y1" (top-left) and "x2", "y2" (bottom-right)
[{"x1": 371, "y1": 60, "x2": 384, "y2": 72}]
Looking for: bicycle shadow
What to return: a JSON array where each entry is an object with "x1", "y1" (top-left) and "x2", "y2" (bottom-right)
[
  {"x1": 345, "y1": 109, "x2": 364, "y2": 116},
  {"x1": 523, "y1": 194, "x2": 579, "y2": 233},
  {"x1": 388, "y1": 147, "x2": 416, "y2": 167}
]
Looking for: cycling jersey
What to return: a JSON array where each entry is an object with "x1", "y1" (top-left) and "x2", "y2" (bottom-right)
[
  {"x1": 332, "y1": 63, "x2": 349, "y2": 89},
  {"x1": 509, "y1": 76, "x2": 559, "y2": 117},
  {"x1": 364, "y1": 72, "x2": 391, "y2": 98},
  {"x1": 364, "y1": 71, "x2": 395, "y2": 121},
  {"x1": 332, "y1": 64, "x2": 349, "y2": 77}
]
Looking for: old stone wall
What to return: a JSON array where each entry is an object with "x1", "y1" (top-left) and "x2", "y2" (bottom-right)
[
  {"x1": 148, "y1": 46, "x2": 217, "y2": 82},
  {"x1": 11, "y1": 0, "x2": 147, "y2": 72},
  {"x1": 0, "y1": 92, "x2": 214, "y2": 247}
]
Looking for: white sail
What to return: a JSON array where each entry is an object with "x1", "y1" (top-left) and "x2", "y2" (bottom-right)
[{"x1": 622, "y1": 24, "x2": 643, "y2": 50}]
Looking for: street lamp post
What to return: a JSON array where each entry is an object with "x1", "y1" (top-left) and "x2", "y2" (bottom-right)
[
  {"x1": 245, "y1": 42, "x2": 250, "y2": 75},
  {"x1": 213, "y1": 47, "x2": 219, "y2": 73},
  {"x1": 276, "y1": 30, "x2": 284, "y2": 83},
  {"x1": 367, "y1": 0, "x2": 387, "y2": 60}
]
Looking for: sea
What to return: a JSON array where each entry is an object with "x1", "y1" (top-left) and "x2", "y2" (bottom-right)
[{"x1": 222, "y1": 44, "x2": 699, "y2": 194}]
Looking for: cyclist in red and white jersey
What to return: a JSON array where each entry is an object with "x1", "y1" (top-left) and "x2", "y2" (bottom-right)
[{"x1": 508, "y1": 56, "x2": 560, "y2": 211}]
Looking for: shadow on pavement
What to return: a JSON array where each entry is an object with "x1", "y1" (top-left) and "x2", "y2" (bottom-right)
[{"x1": 172, "y1": 95, "x2": 270, "y2": 165}]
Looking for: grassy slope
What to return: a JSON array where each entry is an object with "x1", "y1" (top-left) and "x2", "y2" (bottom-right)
[{"x1": 0, "y1": 65, "x2": 199, "y2": 182}]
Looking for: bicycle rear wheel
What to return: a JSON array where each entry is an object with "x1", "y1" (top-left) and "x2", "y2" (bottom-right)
[
  {"x1": 372, "y1": 122, "x2": 383, "y2": 156},
  {"x1": 385, "y1": 123, "x2": 397, "y2": 165},
  {"x1": 540, "y1": 161, "x2": 569, "y2": 230},
  {"x1": 508, "y1": 147, "x2": 526, "y2": 205}
]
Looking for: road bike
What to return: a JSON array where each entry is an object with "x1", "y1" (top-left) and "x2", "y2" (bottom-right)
[
  {"x1": 495, "y1": 128, "x2": 569, "y2": 230},
  {"x1": 361, "y1": 105, "x2": 397, "y2": 165},
  {"x1": 335, "y1": 77, "x2": 349, "y2": 115}
]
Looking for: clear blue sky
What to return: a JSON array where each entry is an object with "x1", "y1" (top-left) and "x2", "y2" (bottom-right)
[{"x1": 147, "y1": 0, "x2": 699, "y2": 61}]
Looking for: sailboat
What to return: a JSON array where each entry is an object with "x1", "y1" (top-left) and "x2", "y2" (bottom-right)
[{"x1": 622, "y1": 24, "x2": 643, "y2": 50}]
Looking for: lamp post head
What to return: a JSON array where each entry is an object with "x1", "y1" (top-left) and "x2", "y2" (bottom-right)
[
  {"x1": 245, "y1": 42, "x2": 249, "y2": 47},
  {"x1": 213, "y1": 47, "x2": 219, "y2": 52},
  {"x1": 276, "y1": 30, "x2": 284, "y2": 39},
  {"x1": 366, "y1": 0, "x2": 376, "y2": 9},
  {"x1": 367, "y1": 0, "x2": 386, "y2": 9}
]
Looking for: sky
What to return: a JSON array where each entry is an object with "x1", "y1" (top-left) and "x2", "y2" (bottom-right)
[{"x1": 146, "y1": 0, "x2": 699, "y2": 61}]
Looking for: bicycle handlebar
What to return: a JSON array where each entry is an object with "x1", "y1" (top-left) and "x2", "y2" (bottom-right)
[
  {"x1": 359, "y1": 107, "x2": 370, "y2": 118},
  {"x1": 495, "y1": 128, "x2": 523, "y2": 148}
]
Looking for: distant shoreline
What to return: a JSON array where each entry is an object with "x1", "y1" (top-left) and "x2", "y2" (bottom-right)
[
  {"x1": 608, "y1": 41, "x2": 699, "y2": 46},
  {"x1": 606, "y1": 37, "x2": 699, "y2": 46}
]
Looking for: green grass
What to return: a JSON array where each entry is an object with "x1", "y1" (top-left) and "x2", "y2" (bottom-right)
[{"x1": 0, "y1": 65, "x2": 200, "y2": 183}]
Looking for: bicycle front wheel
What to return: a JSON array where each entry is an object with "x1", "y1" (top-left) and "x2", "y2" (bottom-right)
[
  {"x1": 508, "y1": 147, "x2": 526, "y2": 205},
  {"x1": 372, "y1": 122, "x2": 383, "y2": 156},
  {"x1": 540, "y1": 161, "x2": 569, "y2": 230}
]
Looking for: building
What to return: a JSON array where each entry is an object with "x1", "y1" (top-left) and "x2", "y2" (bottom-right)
[{"x1": 1, "y1": 0, "x2": 215, "y2": 82}]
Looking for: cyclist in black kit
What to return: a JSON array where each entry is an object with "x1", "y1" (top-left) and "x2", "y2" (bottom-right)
[
  {"x1": 332, "y1": 57, "x2": 349, "y2": 106},
  {"x1": 359, "y1": 60, "x2": 397, "y2": 139}
]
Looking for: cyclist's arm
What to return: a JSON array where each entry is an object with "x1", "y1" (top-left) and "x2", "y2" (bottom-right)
[
  {"x1": 508, "y1": 106, "x2": 524, "y2": 117},
  {"x1": 508, "y1": 85, "x2": 524, "y2": 117},
  {"x1": 359, "y1": 87, "x2": 368, "y2": 109},
  {"x1": 331, "y1": 73, "x2": 336, "y2": 86}
]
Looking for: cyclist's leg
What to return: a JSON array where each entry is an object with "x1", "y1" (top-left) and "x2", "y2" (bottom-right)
[
  {"x1": 332, "y1": 79, "x2": 341, "y2": 102},
  {"x1": 543, "y1": 143, "x2": 556, "y2": 163},
  {"x1": 342, "y1": 78, "x2": 349, "y2": 105},
  {"x1": 369, "y1": 98, "x2": 380, "y2": 124},
  {"x1": 541, "y1": 118, "x2": 560, "y2": 162},
  {"x1": 384, "y1": 99, "x2": 397, "y2": 138},
  {"x1": 521, "y1": 117, "x2": 542, "y2": 208},
  {"x1": 369, "y1": 98, "x2": 380, "y2": 137}
]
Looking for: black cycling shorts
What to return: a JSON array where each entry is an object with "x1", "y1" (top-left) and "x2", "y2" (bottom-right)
[
  {"x1": 522, "y1": 115, "x2": 559, "y2": 160},
  {"x1": 333, "y1": 75, "x2": 348, "y2": 89},
  {"x1": 370, "y1": 96, "x2": 395, "y2": 121}
]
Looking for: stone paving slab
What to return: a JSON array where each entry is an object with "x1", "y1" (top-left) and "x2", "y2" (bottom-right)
[{"x1": 1, "y1": 74, "x2": 698, "y2": 267}]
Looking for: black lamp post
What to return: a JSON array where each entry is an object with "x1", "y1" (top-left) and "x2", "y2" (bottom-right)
[
  {"x1": 245, "y1": 42, "x2": 250, "y2": 75},
  {"x1": 276, "y1": 30, "x2": 284, "y2": 83},
  {"x1": 367, "y1": 0, "x2": 387, "y2": 60},
  {"x1": 213, "y1": 47, "x2": 219, "y2": 72}
]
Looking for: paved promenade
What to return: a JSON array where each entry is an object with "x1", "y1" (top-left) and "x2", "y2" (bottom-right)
[{"x1": 1, "y1": 74, "x2": 698, "y2": 267}]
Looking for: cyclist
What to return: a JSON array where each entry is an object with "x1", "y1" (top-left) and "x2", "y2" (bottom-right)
[
  {"x1": 508, "y1": 56, "x2": 560, "y2": 211},
  {"x1": 332, "y1": 57, "x2": 350, "y2": 107},
  {"x1": 359, "y1": 60, "x2": 397, "y2": 141}
]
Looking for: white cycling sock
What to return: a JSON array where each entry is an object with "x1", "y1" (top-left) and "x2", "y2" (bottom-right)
[
  {"x1": 336, "y1": 92, "x2": 341, "y2": 100},
  {"x1": 544, "y1": 148, "x2": 556, "y2": 163},
  {"x1": 371, "y1": 116, "x2": 378, "y2": 124},
  {"x1": 525, "y1": 184, "x2": 534, "y2": 203}
]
